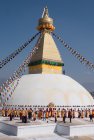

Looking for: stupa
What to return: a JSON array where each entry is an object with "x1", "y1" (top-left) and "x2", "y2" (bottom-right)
[{"x1": 6, "y1": 7, "x2": 94, "y2": 107}]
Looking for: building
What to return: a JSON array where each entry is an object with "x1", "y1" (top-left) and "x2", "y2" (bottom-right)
[{"x1": 5, "y1": 7, "x2": 94, "y2": 107}]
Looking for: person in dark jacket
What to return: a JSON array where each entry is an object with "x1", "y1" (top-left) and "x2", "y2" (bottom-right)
[
  {"x1": 89, "y1": 112, "x2": 93, "y2": 122},
  {"x1": 68, "y1": 110, "x2": 72, "y2": 123},
  {"x1": 63, "y1": 110, "x2": 66, "y2": 123}
]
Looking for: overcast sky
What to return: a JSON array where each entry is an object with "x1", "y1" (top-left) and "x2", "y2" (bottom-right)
[{"x1": 0, "y1": 0, "x2": 94, "y2": 91}]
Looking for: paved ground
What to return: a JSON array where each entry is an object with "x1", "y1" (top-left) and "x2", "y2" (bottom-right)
[
  {"x1": 2, "y1": 117, "x2": 94, "y2": 126},
  {"x1": 0, "y1": 133, "x2": 94, "y2": 140},
  {"x1": 50, "y1": 117, "x2": 94, "y2": 126},
  {"x1": 0, "y1": 133, "x2": 68, "y2": 140},
  {"x1": 1, "y1": 117, "x2": 55, "y2": 126},
  {"x1": 0, "y1": 117, "x2": 94, "y2": 140},
  {"x1": 69, "y1": 136, "x2": 94, "y2": 140}
]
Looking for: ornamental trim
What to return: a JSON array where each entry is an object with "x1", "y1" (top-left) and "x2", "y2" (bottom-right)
[{"x1": 28, "y1": 59, "x2": 64, "y2": 66}]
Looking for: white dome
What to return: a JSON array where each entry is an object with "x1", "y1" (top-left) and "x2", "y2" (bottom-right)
[{"x1": 7, "y1": 74, "x2": 94, "y2": 106}]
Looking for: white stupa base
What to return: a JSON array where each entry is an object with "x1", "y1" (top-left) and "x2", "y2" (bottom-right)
[
  {"x1": 56, "y1": 123, "x2": 94, "y2": 136},
  {"x1": 0, "y1": 118, "x2": 94, "y2": 136},
  {"x1": 0, "y1": 121, "x2": 56, "y2": 136}
]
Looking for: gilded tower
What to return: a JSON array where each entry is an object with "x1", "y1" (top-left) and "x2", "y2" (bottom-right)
[{"x1": 28, "y1": 7, "x2": 64, "y2": 74}]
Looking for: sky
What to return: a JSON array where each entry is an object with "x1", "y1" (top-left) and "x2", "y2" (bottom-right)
[{"x1": 0, "y1": 0, "x2": 94, "y2": 91}]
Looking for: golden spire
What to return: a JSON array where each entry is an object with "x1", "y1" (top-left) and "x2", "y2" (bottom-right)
[
  {"x1": 29, "y1": 7, "x2": 64, "y2": 74},
  {"x1": 42, "y1": 6, "x2": 49, "y2": 18},
  {"x1": 37, "y1": 6, "x2": 55, "y2": 31}
]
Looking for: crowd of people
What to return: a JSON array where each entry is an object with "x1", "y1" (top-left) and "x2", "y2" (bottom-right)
[{"x1": 0, "y1": 107, "x2": 94, "y2": 123}]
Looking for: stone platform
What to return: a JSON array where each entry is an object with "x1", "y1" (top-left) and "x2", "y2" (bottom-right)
[
  {"x1": 56, "y1": 118, "x2": 94, "y2": 136},
  {"x1": 0, "y1": 118, "x2": 56, "y2": 136},
  {"x1": 0, "y1": 117, "x2": 94, "y2": 137}
]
